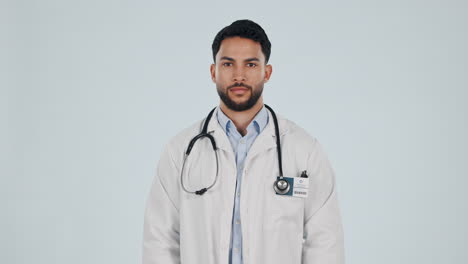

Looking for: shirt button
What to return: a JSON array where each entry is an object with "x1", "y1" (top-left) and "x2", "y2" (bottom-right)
[
  {"x1": 237, "y1": 192, "x2": 241, "y2": 197},
  {"x1": 233, "y1": 247, "x2": 239, "y2": 253},
  {"x1": 235, "y1": 220, "x2": 240, "y2": 225},
  {"x1": 240, "y1": 139, "x2": 245, "y2": 144}
]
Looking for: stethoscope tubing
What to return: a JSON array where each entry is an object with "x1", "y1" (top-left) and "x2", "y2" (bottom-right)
[{"x1": 180, "y1": 104, "x2": 285, "y2": 195}]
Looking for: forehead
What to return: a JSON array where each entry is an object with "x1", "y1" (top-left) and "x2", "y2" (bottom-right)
[{"x1": 217, "y1": 37, "x2": 265, "y2": 61}]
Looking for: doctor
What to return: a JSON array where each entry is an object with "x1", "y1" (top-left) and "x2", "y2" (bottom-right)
[{"x1": 142, "y1": 19, "x2": 345, "y2": 264}]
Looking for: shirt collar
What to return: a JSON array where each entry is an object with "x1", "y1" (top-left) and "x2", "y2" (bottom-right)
[{"x1": 216, "y1": 104, "x2": 269, "y2": 135}]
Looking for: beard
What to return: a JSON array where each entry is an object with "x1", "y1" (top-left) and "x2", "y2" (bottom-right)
[{"x1": 216, "y1": 82, "x2": 263, "y2": 112}]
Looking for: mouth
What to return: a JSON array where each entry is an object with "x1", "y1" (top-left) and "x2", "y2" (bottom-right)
[
  {"x1": 230, "y1": 86, "x2": 248, "y2": 91},
  {"x1": 230, "y1": 86, "x2": 249, "y2": 95}
]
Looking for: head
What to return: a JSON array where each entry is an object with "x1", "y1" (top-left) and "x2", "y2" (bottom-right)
[{"x1": 210, "y1": 19, "x2": 272, "y2": 112}]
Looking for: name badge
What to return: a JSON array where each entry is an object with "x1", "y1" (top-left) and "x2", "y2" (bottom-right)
[
  {"x1": 292, "y1": 177, "x2": 309, "y2": 198},
  {"x1": 275, "y1": 176, "x2": 309, "y2": 198}
]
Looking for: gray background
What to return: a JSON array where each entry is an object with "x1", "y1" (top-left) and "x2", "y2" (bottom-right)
[{"x1": 2, "y1": 1, "x2": 467, "y2": 263}]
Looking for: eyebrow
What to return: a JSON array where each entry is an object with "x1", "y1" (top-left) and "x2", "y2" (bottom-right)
[{"x1": 220, "y1": 56, "x2": 260, "y2": 62}]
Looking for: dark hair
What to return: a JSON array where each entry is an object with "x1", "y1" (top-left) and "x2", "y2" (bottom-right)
[{"x1": 211, "y1": 19, "x2": 271, "y2": 64}]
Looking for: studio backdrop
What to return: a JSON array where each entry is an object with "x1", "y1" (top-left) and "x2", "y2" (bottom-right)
[{"x1": 2, "y1": 1, "x2": 467, "y2": 264}]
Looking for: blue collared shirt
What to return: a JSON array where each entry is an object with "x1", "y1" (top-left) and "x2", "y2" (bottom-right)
[{"x1": 216, "y1": 105, "x2": 269, "y2": 264}]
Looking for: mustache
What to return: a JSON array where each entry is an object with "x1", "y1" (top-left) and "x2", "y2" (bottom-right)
[{"x1": 228, "y1": 83, "x2": 252, "y2": 90}]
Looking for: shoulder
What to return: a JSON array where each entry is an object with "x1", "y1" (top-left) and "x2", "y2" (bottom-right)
[
  {"x1": 276, "y1": 113, "x2": 319, "y2": 150},
  {"x1": 276, "y1": 114, "x2": 333, "y2": 170},
  {"x1": 162, "y1": 117, "x2": 206, "y2": 166}
]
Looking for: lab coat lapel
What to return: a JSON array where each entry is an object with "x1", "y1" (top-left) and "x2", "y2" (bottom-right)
[
  {"x1": 205, "y1": 107, "x2": 233, "y2": 153},
  {"x1": 205, "y1": 107, "x2": 238, "y2": 254},
  {"x1": 246, "y1": 108, "x2": 285, "y2": 160}
]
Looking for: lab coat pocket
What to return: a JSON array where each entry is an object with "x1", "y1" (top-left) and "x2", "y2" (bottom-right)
[{"x1": 263, "y1": 181, "x2": 305, "y2": 231}]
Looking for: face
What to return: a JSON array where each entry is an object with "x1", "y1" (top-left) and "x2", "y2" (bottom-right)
[{"x1": 210, "y1": 36, "x2": 272, "y2": 112}]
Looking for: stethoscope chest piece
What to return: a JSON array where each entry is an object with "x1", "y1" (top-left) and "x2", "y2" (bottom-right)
[{"x1": 273, "y1": 176, "x2": 290, "y2": 195}]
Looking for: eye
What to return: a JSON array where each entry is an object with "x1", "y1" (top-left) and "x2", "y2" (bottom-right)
[
  {"x1": 247, "y1": 63, "x2": 257, "y2": 67},
  {"x1": 222, "y1": 62, "x2": 232, "y2": 67}
]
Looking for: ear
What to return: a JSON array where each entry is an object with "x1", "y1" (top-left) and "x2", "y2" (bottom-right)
[
  {"x1": 264, "y1": 64, "x2": 272, "y2": 83},
  {"x1": 210, "y1": 63, "x2": 216, "y2": 83}
]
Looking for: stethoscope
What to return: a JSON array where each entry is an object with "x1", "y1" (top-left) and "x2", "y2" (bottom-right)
[{"x1": 180, "y1": 104, "x2": 290, "y2": 196}]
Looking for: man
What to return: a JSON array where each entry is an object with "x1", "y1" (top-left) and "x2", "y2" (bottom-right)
[{"x1": 143, "y1": 19, "x2": 345, "y2": 264}]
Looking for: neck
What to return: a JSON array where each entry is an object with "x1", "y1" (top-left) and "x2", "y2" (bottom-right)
[{"x1": 219, "y1": 97, "x2": 264, "y2": 136}]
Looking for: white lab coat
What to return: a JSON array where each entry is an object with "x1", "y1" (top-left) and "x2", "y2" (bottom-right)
[{"x1": 142, "y1": 107, "x2": 345, "y2": 264}]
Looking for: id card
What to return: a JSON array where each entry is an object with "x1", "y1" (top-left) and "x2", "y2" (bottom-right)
[
  {"x1": 292, "y1": 177, "x2": 309, "y2": 198},
  {"x1": 275, "y1": 176, "x2": 309, "y2": 198}
]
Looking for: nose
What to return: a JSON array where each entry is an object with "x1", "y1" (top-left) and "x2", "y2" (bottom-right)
[{"x1": 232, "y1": 66, "x2": 246, "y2": 82}]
